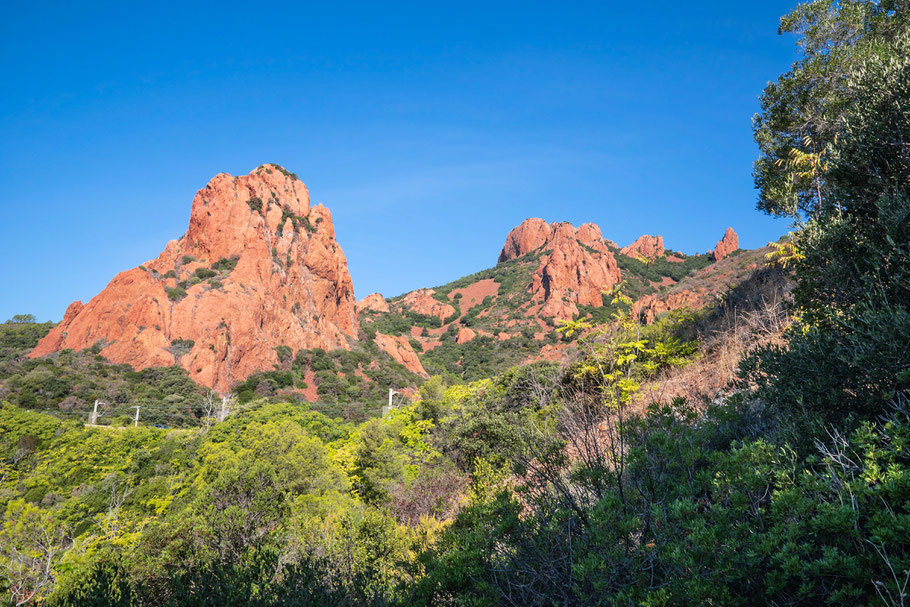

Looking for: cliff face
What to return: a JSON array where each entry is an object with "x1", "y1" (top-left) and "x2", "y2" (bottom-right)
[
  {"x1": 499, "y1": 218, "x2": 621, "y2": 320},
  {"x1": 31, "y1": 165, "x2": 358, "y2": 392}
]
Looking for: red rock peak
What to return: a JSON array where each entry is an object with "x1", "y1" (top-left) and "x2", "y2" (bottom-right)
[
  {"x1": 712, "y1": 227, "x2": 739, "y2": 261},
  {"x1": 499, "y1": 218, "x2": 621, "y2": 320},
  {"x1": 621, "y1": 234, "x2": 665, "y2": 260},
  {"x1": 31, "y1": 164, "x2": 358, "y2": 392}
]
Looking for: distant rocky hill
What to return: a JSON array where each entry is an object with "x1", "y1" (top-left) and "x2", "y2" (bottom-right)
[
  {"x1": 31, "y1": 165, "x2": 359, "y2": 392},
  {"x1": 360, "y1": 217, "x2": 759, "y2": 382},
  {"x1": 30, "y1": 164, "x2": 762, "y2": 403}
]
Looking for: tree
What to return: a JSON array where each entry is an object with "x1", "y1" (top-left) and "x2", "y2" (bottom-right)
[
  {"x1": 0, "y1": 501, "x2": 68, "y2": 606},
  {"x1": 747, "y1": 1, "x2": 910, "y2": 426},
  {"x1": 752, "y1": 0, "x2": 908, "y2": 218},
  {"x1": 7, "y1": 315, "x2": 36, "y2": 325}
]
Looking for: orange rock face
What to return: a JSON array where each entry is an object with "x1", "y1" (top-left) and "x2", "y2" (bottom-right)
[
  {"x1": 455, "y1": 326, "x2": 477, "y2": 344},
  {"x1": 374, "y1": 333, "x2": 428, "y2": 377},
  {"x1": 396, "y1": 289, "x2": 455, "y2": 321},
  {"x1": 632, "y1": 290, "x2": 703, "y2": 324},
  {"x1": 621, "y1": 234, "x2": 665, "y2": 259},
  {"x1": 450, "y1": 279, "x2": 499, "y2": 308},
  {"x1": 31, "y1": 165, "x2": 358, "y2": 392},
  {"x1": 712, "y1": 227, "x2": 739, "y2": 261},
  {"x1": 500, "y1": 218, "x2": 621, "y2": 320},
  {"x1": 498, "y1": 217, "x2": 552, "y2": 262},
  {"x1": 358, "y1": 293, "x2": 390, "y2": 314}
]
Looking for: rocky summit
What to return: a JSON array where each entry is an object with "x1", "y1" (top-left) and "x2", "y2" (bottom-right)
[
  {"x1": 359, "y1": 215, "x2": 759, "y2": 384},
  {"x1": 712, "y1": 227, "x2": 739, "y2": 261},
  {"x1": 31, "y1": 165, "x2": 358, "y2": 392},
  {"x1": 620, "y1": 234, "x2": 665, "y2": 260},
  {"x1": 499, "y1": 218, "x2": 622, "y2": 320}
]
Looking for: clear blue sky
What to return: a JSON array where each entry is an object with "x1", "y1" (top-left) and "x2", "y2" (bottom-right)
[{"x1": 1, "y1": 1, "x2": 798, "y2": 322}]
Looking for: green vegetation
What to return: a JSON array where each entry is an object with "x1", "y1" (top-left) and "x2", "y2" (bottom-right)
[
  {"x1": 0, "y1": 317, "x2": 56, "y2": 364},
  {"x1": 0, "y1": 402, "x2": 447, "y2": 606},
  {"x1": 211, "y1": 256, "x2": 239, "y2": 273},
  {"x1": 276, "y1": 204, "x2": 315, "y2": 235},
  {"x1": 361, "y1": 252, "x2": 545, "y2": 379},
  {"x1": 433, "y1": 249, "x2": 542, "y2": 302},
  {"x1": 272, "y1": 164, "x2": 300, "y2": 180},
  {"x1": 233, "y1": 344, "x2": 423, "y2": 421},
  {"x1": 165, "y1": 286, "x2": 187, "y2": 302},
  {"x1": 368, "y1": 241, "x2": 714, "y2": 381},
  {"x1": 613, "y1": 247, "x2": 713, "y2": 296},
  {"x1": 413, "y1": 5, "x2": 910, "y2": 605},
  {"x1": 421, "y1": 333, "x2": 550, "y2": 382},
  {"x1": 247, "y1": 196, "x2": 263, "y2": 213},
  {"x1": 743, "y1": 0, "x2": 910, "y2": 434},
  {"x1": 363, "y1": 309, "x2": 442, "y2": 336},
  {"x1": 0, "y1": 335, "x2": 207, "y2": 429},
  {"x1": 167, "y1": 338, "x2": 195, "y2": 359}
]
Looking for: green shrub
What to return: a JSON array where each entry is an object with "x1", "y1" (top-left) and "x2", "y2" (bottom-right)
[
  {"x1": 166, "y1": 286, "x2": 187, "y2": 302},
  {"x1": 168, "y1": 338, "x2": 195, "y2": 359},
  {"x1": 274, "y1": 345, "x2": 293, "y2": 363},
  {"x1": 211, "y1": 256, "x2": 239, "y2": 273}
]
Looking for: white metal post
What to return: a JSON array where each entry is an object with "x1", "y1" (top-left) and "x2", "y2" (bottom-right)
[{"x1": 384, "y1": 388, "x2": 399, "y2": 416}]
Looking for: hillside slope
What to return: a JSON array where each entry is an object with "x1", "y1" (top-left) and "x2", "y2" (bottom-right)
[
  {"x1": 361, "y1": 218, "x2": 755, "y2": 381},
  {"x1": 24, "y1": 164, "x2": 764, "y2": 409}
]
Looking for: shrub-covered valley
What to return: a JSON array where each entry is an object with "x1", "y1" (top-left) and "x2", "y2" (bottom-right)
[{"x1": 2, "y1": 2, "x2": 909, "y2": 605}]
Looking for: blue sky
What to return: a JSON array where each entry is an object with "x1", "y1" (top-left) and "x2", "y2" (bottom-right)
[{"x1": 1, "y1": 1, "x2": 798, "y2": 322}]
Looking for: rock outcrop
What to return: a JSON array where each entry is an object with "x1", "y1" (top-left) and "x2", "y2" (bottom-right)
[
  {"x1": 499, "y1": 218, "x2": 621, "y2": 320},
  {"x1": 455, "y1": 327, "x2": 477, "y2": 344},
  {"x1": 396, "y1": 289, "x2": 455, "y2": 322},
  {"x1": 374, "y1": 333, "x2": 428, "y2": 377},
  {"x1": 498, "y1": 217, "x2": 552, "y2": 262},
  {"x1": 632, "y1": 290, "x2": 702, "y2": 324},
  {"x1": 712, "y1": 227, "x2": 739, "y2": 261},
  {"x1": 358, "y1": 293, "x2": 390, "y2": 314},
  {"x1": 31, "y1": 165, "x2": 358, "y2": 392},
  {"x1": 621, "y1": 234, "x2": 665, "y2": 260}
]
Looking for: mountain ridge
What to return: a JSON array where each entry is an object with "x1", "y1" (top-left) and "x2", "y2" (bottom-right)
[{"x1": 30, "y1": 166, "x2": 751, "y2": 399}]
